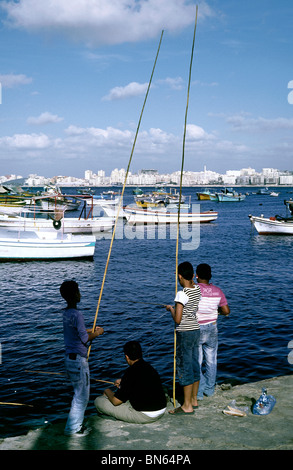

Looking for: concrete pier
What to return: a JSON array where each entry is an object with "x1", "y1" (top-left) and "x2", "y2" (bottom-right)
[{"x1": 1, "y1": 375, "x2": 292, "y2": 452}]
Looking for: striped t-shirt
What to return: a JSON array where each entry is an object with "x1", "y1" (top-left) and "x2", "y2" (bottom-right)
[
  {"x1": 196, "y1": 283, "x2": 227, "y2": 325},
  {"x1": 174, "y1": 286, "x2": 201, "y2": 332}
]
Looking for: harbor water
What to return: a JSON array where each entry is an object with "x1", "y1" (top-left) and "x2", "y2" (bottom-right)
[{"x1": 1, "y1": 186, "x2": 293, "y2": 438}]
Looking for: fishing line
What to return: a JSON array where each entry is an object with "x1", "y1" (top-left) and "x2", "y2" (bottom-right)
[
  {"x1": 173, "y1": 4, "x2": 198, "y2": 407},
  {"x1": 87, "y1": 30, "x2": 164, "y2": 361},
  {"x1": 24, "y1": 370, "x2": 115, "y2": 385},
  {"x1": 118, "y1": 300, "x2": 167, "y2": 307}
]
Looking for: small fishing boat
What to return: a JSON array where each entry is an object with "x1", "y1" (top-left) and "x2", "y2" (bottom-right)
[
  {"x1": 77, "y1": 187, "x2": 95, "y2": 195},
  {"x1": 0, "y1": 194, "x2": 115, "y2": 235},
  {"x1": 215, "y1": 188, "x2": 246, "y2": 202},
  {"x1": 0, "y1": 229, "x2": 96, "y2": 260},
  {"x1": 249, "y1": 214, "x2": 293, "y2": 235},
  {"x1": 256, "y1": 187, "x2": 271, "y2": 195},
  {"x1": 269, "y1": 192, "x2": 279, "y2": 197},
  {"x1": 0, "y1": 212, "x2": 115, "y2": 235},
  {"x1": 134, "y1": 188, "x2": 186, "y2": 207},
  {"x1": 153, "y1": 187, "x2": 186, "y2": 205},
  {"x1": 39, "y1": 196, "x2": 81, "y2": 212},
  {"x1": 133, "y1": 187, "x2": 144, "y2": 196},
  {"x1": 135, "y1": 198, "x2": 165, "y2": 208},
  {"x1": 196, "y1": 189, "x2": 215, "y2": 201},
  {"x1": 123, "y1": 206, "x2": 218, "y2": 225},
  {"x1": 39, "y1": 186, "x2": 81, "y2": 212},
  {"x1": 0, "y1": 186, "x2": 33, "y2": 209}
]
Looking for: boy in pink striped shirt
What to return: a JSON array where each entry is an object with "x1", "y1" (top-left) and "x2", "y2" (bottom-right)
[{"x1": 196, "y1": 264, "x2": 230, "y2": 399}]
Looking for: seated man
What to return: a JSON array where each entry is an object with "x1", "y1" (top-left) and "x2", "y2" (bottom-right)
[{"x1": 94, "y1": 341, "x2": 167, "y2": 423}]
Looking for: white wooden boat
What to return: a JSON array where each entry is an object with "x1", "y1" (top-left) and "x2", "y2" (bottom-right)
[
  {"x1": 249, "y1": 214, "x2": 293, "y2": 235},
  {"x1": 0, "y1": 229, "x2": 96, "y2": 260},
  {"x1": 0, "y1": 213, "x2": 115, "y2": 235},
  {"x1": 123, "y1": 206, "x2": 218, "y2": 225}
]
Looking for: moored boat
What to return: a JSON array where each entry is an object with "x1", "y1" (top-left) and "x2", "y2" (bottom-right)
[
  {"x1": 249, "y1": 214, "x2": 293, "y2": 235},
  {"x1": 135, "y1": 198, "x2": 165, "y2": 208},
  {"x1": 0, "y1": 194, "x2": 115, "y2": 236},
  {"x1": 134, "y1": 187, "x2": 186, "y2": 207},
  {"x1": 196, "y1": 189, "x2": 216, "y2": 201},
  {"x1": 0, "y1": 213, "x2": 115, "y2": 235},
  {"x1": 216, "y1": 188, "x2": 246, "y2": 202},
  {"x1": 123, "y1": 206, "x2": 218, "y2": 225},
  {"x1": 0, "y1": 229, "x2": 96, "y2": 260},
  {"x1": 256, "y1": 187, "x2": 271, "y2": 195}
]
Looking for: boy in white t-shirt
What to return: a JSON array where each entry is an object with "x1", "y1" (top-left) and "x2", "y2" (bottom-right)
[
  {"x1": 196, "y1": 264, "x2": 230, "y2": 399},
  {"x1": 166, "y1": 262, "x2": 201, "y2": 415}
]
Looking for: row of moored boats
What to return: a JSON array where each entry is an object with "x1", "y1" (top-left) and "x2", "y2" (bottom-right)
[
  {"x1": 0, "y1": 185, "x2": 218, "y2": 260},
  {"x1": 0, "y1": 185, "x2": 292, "y2": 260}
]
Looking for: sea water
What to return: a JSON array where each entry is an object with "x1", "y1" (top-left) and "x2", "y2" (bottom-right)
[{"x1": 0, "y1": 186, "x2": 292, "y2": 437}]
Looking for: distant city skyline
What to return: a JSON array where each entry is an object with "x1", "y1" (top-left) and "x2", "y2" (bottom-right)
[
  {"x1": 2, "y1": 165, "x2": 293, "y2": 187},
  {"x1": 0, "y1": 1, "x2": 293, "y2": 177}
]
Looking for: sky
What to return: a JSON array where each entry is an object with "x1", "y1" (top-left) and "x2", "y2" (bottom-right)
[{"x1": 0, "y1": 0, "x2": 292, "y2": 178}]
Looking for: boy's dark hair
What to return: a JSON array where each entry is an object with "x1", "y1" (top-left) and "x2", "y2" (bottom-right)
[
  {"x1": 178, "y1": 261, "x2": 194, "y2": 281},
  {"x1": 196, "y1": 263, "x2": 212, "y2": 281},
  {"x1": 124, "y1": 341, "x2": 143, "y2": 361},
  {"x1": 60, "y1": 280, "x2": 79, "y2": 302}
]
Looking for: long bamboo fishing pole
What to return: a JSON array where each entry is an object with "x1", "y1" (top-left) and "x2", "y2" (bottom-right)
[
  {"x1": 173, "y1": 5, "x2": 199, "y2": 407},
  {"x1": 87, "y1": 30, "x2": 164, "y2": 360},
  {"x1": 0, "y1": 402, "x2": 33, "y2": 407}
]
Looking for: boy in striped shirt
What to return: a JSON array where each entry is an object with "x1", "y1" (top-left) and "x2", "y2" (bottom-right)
[
  {"x1": 196, "y1": 264, "x2": 230, "y2": 400},
  {"x1": 166, "y1": 261, "x2": 201, "y2": 415}
]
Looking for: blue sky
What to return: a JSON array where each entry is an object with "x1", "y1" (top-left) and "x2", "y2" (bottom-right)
[{"x1": 0, "y1": 0, "x2": 292, "y2": 178}]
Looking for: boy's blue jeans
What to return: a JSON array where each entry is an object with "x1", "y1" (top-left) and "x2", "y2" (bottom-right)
[
  {"x1": 64, "y1": 355, "x2": 90, "y2": 435},
  {"x1": 197, "y1": 322, "x2": 218, "y2": 398},
  {"x1": 176, "y1": 329, "x2": 200, "y2": 386}
]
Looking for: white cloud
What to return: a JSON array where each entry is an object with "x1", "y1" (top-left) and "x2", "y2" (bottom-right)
[
  {"x1": 193, "y1": 80, "x2": 218, "y2": 87},
  {"x1": 0, "y1": 73, "x2": 32, "y2": 88},
  {"x1": 64, "y1": 125, "x2": 133, "y2": 147},
  {"x1": 1, "y1": 0, "x2": 215, "y2": 46},
  {"x1": 102, "y1": 82, "x2": 149, "y2": 101},
  {"x1": 186, "y1": 124, "x2": 215, "y2": 140},
  {"x1": 227, "y1": 115, "x2": 293, "y2": 132},
  {"x1": 27, "y1": 112, "x2": 64, "y2": 125},
  {"x1": 157, "y1": 77, "x2": 184, "y2": 90},
  {"x1": 0, "y1": 133, "x2": 51, "y2": 149}
]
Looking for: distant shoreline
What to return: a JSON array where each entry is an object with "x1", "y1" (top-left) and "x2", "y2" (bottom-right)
[{"x1": 21, "y1": 184, "x2": 293, "y2": 188}]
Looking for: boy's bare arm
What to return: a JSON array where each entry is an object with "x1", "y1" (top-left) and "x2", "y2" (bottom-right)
[
  {"x1": 103, "y1": 388, "x2": 123, "y2": 406},
  {"x1": 87, "y1": 326, "x2": 104, "y2": 341},
  {"x1": 166, "y1": 303, "x2": 183, "y2": 324},
  {"x1": 218, "y1": 305, "x2": 230, "y2": 316}
]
